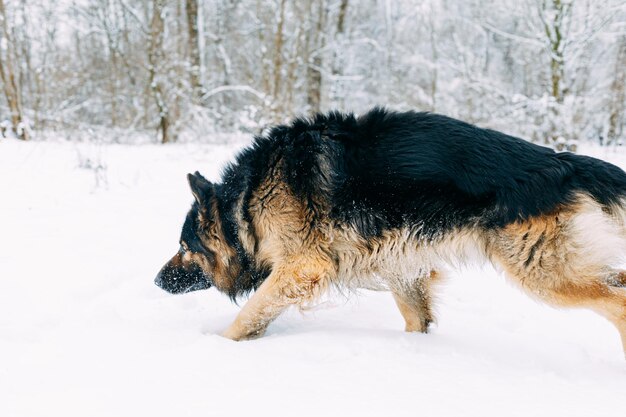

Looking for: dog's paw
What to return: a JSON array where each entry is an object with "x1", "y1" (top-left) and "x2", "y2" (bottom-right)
[{"x1": 221, "y1": 325, "x2": 267, "y2": 341}]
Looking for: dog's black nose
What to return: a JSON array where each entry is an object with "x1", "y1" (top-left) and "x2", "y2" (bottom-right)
[{"x1": 154, "y1": 257, "x2": 211, "y2": 294}]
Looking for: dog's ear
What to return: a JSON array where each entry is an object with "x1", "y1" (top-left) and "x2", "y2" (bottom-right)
[{"x1": 187, "y1": 171, "x2": 213, "y2": 205}]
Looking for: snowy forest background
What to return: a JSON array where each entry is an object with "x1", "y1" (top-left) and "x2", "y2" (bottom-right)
[
  {"x1": 1, "y1": 0, "x2": 626, "y2": 150},
  {"x1": 3, "y1": 4, "x2": 626, "y2": 412}
]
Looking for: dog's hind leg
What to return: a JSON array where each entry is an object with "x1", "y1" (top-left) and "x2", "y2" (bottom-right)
[
  {"x1": 222, "y1": 255, "x2": 333, "y2": 341},
  {"x1": 495, "y1": 259, "x2": 626, "y2": 357},
  {"x1": 590, "y1": 288, "x2": 626, "y2": 358},
  {"x1": 543, "y1": 281, "x2": 626, "y2": 358},
  {"x1": 490, "y1": 196, "x2": 626, "y2": 357},
  {"x1": 574, "y1": 272, "x2": 626, "y2": 357},
  {"x1": 391, "y1": 270, "x2": 441, "y2": 333}
]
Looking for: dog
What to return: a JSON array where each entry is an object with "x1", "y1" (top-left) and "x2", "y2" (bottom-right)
[{"x1": 155, "y1": 107, "x2": 626, "y2": 356}]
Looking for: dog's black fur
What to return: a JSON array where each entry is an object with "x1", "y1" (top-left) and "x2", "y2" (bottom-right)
[
  {"x1": 231, "y1": 108, "x2": 626, "y2": 235},
  {"x1": 157, "y1": 107, "x2": 626, "y2": 296}
]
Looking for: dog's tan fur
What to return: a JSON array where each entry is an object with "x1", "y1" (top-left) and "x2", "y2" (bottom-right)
[
  {"x1": 392, "y1": 270, "x2": 441, "y2": 333},
  {"x1": 222, "y1": 174, "x2": 336, "y2": 339},
  {"x1": 209, "y1": 184, "x2": 626, "y2": 356},
  {"x1": 488, "y1": 195, "x2": 626, "y2": 354}
]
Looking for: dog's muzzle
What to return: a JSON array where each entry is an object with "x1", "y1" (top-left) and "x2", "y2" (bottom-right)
[{"x1": 154, "y1": 254, "x2": 211, "y2": 294}]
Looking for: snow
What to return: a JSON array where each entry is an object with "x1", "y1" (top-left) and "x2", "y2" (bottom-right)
[{"x1": 1, "y1": 138, "x2": 625, "y2": 417}]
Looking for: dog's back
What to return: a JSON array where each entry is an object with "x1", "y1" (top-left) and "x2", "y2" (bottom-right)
[{"x1": 314, "y1": 108, "x2": 626, "y2": 231}]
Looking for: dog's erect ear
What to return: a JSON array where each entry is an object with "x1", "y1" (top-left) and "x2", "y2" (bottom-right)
[{"x1": 187, "y1": 171, "x2": 213, "y2": 205}]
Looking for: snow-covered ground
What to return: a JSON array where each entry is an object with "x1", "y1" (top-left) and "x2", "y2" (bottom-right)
[{"x1": 1, "y1": 138, "x2": 625, "y2": 417}]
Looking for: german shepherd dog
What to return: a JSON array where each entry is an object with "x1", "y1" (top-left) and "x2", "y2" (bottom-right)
[{"x1": 155, "y1": 108, "x2": 626, "y2": 356}]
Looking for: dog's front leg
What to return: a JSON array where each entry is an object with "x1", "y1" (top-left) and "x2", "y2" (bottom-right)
[{"x1": 222, "y1": 259, "x2": 331, "y2": 340}]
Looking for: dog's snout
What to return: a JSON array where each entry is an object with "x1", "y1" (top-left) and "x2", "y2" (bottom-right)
[{"x1": 154, "y1": 253, "x2": 211, "y2": 294}]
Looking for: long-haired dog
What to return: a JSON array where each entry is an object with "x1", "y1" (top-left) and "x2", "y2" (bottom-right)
[{"x1": 155, "y1": 108, "x2": 626, "y2": 357}]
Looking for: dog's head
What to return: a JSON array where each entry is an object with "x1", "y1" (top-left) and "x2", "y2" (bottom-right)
[{"x1": 155, "y1": 172, "x2": 239, "y2": 294}]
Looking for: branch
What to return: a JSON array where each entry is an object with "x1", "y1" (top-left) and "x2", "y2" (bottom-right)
[
  {"x1": 201, "y1": 85, "x2": 269, "y2": 104},
  {"x1": 480, "y1": 21, "x2": 545, "y2": 47},
  {"x1": 119, "y1": 0, "x2": 150, "y2": 36}
]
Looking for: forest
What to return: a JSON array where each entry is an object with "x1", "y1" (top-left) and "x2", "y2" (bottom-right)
[{"x1": 1, "y1": 0, "x2": 625, "y2": 149}]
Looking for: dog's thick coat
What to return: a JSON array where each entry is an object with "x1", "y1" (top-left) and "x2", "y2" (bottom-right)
[{"x1": 156, "y1": 108, "x2": 626, "y2": 356}]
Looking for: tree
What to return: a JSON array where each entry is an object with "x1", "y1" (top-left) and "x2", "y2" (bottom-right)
[
  {"x1": 147, "y1": 0, "x2": 172, "y2": 143},
  {"x1": 607, "y1": 37, "x2": 626, "y2": 145},
  {"x1": 0, "y1": 0, "x2": 28, "y2": 140},
  {"x1": 306, "y1": 0, "x2": 326, "y2": 114},
  {"x1": 185, "y1": 0, "x2": 202, "y2": 98},
  {"x1": 1, "y1": 0, "x2": 625, "y2": 146},
  {"x1": 271, "y1": 0, "x2": 287, "y2": 120},
  {"x1": 539, "y1": 0, "x2": 571, "y2": 149}
]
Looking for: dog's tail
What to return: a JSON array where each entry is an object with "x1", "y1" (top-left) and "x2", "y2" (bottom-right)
[
  {"x1": 553, "y1": 153, "x2": 626, "y2": 265},
  {"x1": 556, "y1": 152, "x2": 626, "y2": 211}
]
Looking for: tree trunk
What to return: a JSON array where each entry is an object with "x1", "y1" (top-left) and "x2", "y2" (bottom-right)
[
  {"x1": 330, "y1": 0, "x2": 348, "y2": 108},
  {"x1": 257, "y1": 0, "x2": 271, "y2": 100},
  {"x1": 429, "y1": 4, "x2": 438, "y2": 112},
  {"x1": 271, "y1": 0, "x2": 287, "y2": 119},
  {"x1": 0, "y1": 0, "x2": 28, "y2": 140},
  {"x1": 102, "y1": 3, "x2": 119, "y2": 128},
  {"x1": 337, "y1": 0, "x2": 348, "y2": 34},
  {"x1": 306, "y1": 0, "x2": 326, "y2": 114},
  {"x1": 541, "y1": 0, "x2": 570, "y2": 150},
  {"x1": 185, "y1": 0, "x2": 202, "y2": 97},
  {"x1": 148, "y1": 0, "x2": 171, "y2": 143},
  {"x1": 607, "y1": 37, "x2": 626, "y2": 145}
]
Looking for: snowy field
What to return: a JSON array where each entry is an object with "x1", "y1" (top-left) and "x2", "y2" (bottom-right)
[{"x1": 1, "y1": 137, "x2": 625, "y2": 417}]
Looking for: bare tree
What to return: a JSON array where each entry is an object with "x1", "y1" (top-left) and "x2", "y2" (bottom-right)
[
  {"x1": 329, "y1": 0, "x2": 349, "y2": 109},
  {"x1": 0, "y1": 0, "x2": 28, "y2": 140},
  {"x1": 0, "y1": 0, "x2": 624, "y2": 146},
  {"x1": 148, "y1": 0, "x2": 171, "y2": 143},
  {"x1": 271, "y1": 0, "x2": 287, "y2": 120},
  {"x1": 186, "y1": 0, "x2": 202, "y2": 97},
  {"x1": 538, "y1": 0, "x2": 571, "y2": 148},
  {"x1": 306, "y1": 0, "x2": 326, "y2": 114},
  {"x1": 607, "y1": 37, "x2": 626, "y2": 145}
]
